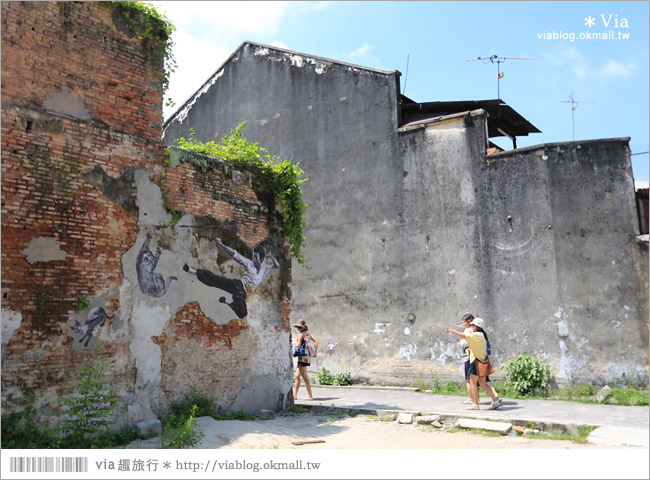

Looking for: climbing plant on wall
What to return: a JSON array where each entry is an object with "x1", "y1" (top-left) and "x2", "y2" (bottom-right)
[
  {"x1": 111, "y1": 1, "x2": 177, "y2": 107},
  {"x1": 173, "y1": 123, "x2": 309, "y2": 266}
]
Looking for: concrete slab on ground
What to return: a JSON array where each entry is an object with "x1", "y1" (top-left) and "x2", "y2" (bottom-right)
[{"x1": 295, "y1": 385, "x2": 649, "y2": 448}]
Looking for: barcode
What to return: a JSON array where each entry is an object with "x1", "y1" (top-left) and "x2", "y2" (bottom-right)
[{"x1": 9, "y1": 457, "x2": 88, "y2": 473}]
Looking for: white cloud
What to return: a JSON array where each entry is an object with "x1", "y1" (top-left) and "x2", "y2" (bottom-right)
[
  {"x1": 163, "y1": 29, "x2": 233, "y2": 116},
  {"x1": 346, "y1": 43, "x2": 374, "y2": 63},
  {"x1": 542, "y1": 44, "x2": 583, "y2": 66},
  {"x1": 597, "y1": 58, "x2": 638, "y2": 79},
  {"x1": 270, "y1": 40, "x2": 290, "y2": 50},
  {"x1": 152, "y1": 1, "x2": 301, "y2": 118},
  {"x1": 152, "y1": 1, "x2": 292, "y2": 38},
  {"x1": 543, "y1": 45, "x2": 638, "y2": 81}
]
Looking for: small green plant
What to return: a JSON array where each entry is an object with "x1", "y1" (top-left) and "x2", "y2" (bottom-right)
[
  {"x1": 158, "y1": 173, "x2": 181, "y2": 226},
  {"x1": 287, "y1": 406, "x2": 309, "y2": 414},
  {"x1": 212, "y1": 410, "x2": 255, "y2": 421},
  {"x1": 161, "y1": 404, "x2": 204, "y2": 449},
  {"x1": 431, "y1": 378, "x2": 442, "y2": 394},
  {"x1": 526, "y1": 426, "x2": 594, "y2": 444},
  {"x1": 75, "y1": 296, "x2": 91, "y2": 311},
  {"x1": 317, "y1": 366, "x2": 334, "y2": 385},
  {"x1": 58, "y1": 346, "x2": 119, "y2": 447},
  {"x1": 173, "y1": 123, "x2": 309, "y2": 265},
  {"x1": 502, "y1": 352, "x2": 551, "y2": 396},
  {"x1": 170, "y1": 386, "x2": 214, "y2": 418},
  {"x1": 317, "y1": 366, "x2": 351, "y2": 386},
  {"x1": 578, "y1": 384, "x2": 596, "y2": 396},
  {"x1": 1, "y1": 390, "x2": 61, "y2": 448},
  {"x1": 34, "y1": 294, "x2": 52, "y2": 320},
  {"x1": 333, "y1": 371, "x2": 351, "y2": 386},
  {"x1": 609, "y1": 385, "x2": 649, "y2": 406},
  {"x1": 412, "y1": 377, "x2": 430, "y2": 392}
]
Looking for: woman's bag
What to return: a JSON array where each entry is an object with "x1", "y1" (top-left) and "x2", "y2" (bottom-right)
[
  {"x1": 476, "y1": 357, "x2": 495, "y2": 377},
  {"x1": 293, "y1": 337, "x2": 306, "y2": 357},
  {"x1": 306, "y1": 339, "x2": 317, "y2": 358}
]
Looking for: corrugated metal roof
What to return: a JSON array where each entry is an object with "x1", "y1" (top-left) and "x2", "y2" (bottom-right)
[
  {"x1": 399, "y1": 98, "x2": 541, "y2": 142},
  {"x1": 398, "y1": 110, "x2": 473, "y2": 131}
]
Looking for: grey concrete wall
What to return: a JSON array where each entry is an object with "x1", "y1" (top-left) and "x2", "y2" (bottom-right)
[
  {"x1": 163, "y1": 42, "x2": 648, "y2": 387},
  {"x1": 484, "y1": 139, "x2": 648, "y2": 385},
  {"x1": 163, "y1": 42, "x2": 407, "y2": 377}
]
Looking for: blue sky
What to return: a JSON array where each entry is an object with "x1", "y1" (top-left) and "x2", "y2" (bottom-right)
[{"x1": 153, "y1": 1, "x2": 649, "y2": 184}]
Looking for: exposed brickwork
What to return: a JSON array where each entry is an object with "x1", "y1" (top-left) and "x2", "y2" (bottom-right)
[
  {"x1": 1, "y1": 2, "x2": 292, "y2": 422},
  {"x1": 157, "y1": 301, "x2": 249, "y2": 350},
  {"x1": 157, "y1": 302, "x2": 249, "y2": 414},
  {"x1": 0, "y1": 2, "x2": 154, "y2": 414},
  {"x1": 163, "y1": 160, "x2": 272, "y2": 249},
  {"x1": 1, "y1": 3, "x2": 167, "y2": 408}
]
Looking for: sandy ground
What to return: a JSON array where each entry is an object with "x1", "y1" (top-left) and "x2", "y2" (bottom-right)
[{"x1": 126, "y1": 412, "x2": 621, "y2": 450}]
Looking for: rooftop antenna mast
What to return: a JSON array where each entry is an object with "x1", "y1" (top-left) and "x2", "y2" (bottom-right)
[
  {"x1": 561, "y1": 92, "x2": 594, "y2": 141},
  {"x1": 467, "y1": 55, "x2": 535, "y2": 99}
]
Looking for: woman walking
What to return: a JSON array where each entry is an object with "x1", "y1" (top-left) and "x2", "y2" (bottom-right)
[
  {"x1": 293, "y1": 319, "x2": 318, "y2": 401},
  {"x1": 446, "y1": 318, "x2": 501, "y2": 410}
]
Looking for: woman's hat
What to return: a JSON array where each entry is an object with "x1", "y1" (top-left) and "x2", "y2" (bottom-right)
[
  {"x1": 470, "y1": 318, "x2": 484, "y2": 329},
  {"x1": 293, "y1": 319, "x2": 308, "y2": 330}
]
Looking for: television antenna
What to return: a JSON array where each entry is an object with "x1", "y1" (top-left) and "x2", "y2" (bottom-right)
[
  {"x1": 561, "y1": 92, "x2": 594, "y2": 141},
  {"x1": 467, "y1": 55, "x2": 536, "y2": 99}
]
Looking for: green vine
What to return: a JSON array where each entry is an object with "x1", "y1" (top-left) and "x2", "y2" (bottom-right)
[
  {"x1": 111, "y1": 1, "x2": 177, "y2": 107},
  {"x1": 173, "y1": 123, "x2": 309, "y2": 266},
  {"x1": 159, "y1": 172, "x2": 181, "y2": 226}
]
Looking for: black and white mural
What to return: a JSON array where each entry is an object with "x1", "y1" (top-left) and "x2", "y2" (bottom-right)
[
  {"x1": 71, "y1": 306, "x2": 114, "y2": 347},
  {"x1": 183, "y1": 238, "x2": 280, "y2": 318},
  {"x1": 136, "y1": 233, "x2": 178, "y2": 297}
]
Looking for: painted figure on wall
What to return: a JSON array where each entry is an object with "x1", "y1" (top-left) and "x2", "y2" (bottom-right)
[
  {"x1": 136, "y1": 233, "x2": 177, "y2": 297},
  {"x1": 183, "y1": 238, "x2": 280, "y2": 318},
  {"x1": 71, "y1": 307, "x2": 114, "y2": 347}
]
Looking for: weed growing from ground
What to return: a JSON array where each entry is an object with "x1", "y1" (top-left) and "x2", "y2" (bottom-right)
[
  {"x1": 161, "y1": 405, "x2": 204, "y2": 449},
  {"x1": 317, "y1": 366, "x2": 351, "y2": 386}
]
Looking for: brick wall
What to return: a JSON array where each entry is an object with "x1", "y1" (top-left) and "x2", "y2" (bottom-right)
[{"x1": 1, "y1": 2, "x2": 293, "y2": 426}]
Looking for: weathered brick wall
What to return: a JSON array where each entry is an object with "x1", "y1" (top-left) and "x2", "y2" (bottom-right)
[
  {"x1": 1, "y1": 2, "x2": 293, "y2": 427},
  {"x1": 1, "y1": 1, "x2": 165, "y2": 418}
]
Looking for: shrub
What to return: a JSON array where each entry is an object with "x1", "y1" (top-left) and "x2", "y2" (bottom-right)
[
  {"x1": 212, "y1": 410, "x2": 255, "y2": 421},
  {"x1": 502, "y1": 352, "x2": 551, "y2": 396},
  {"x1": 161, "y1": 405, "x2": 204, "y2": 449},
  {"x1": 170, "y1": 386, "x2": 214, "y2": 418},
  {"x1": 0, "y1": 390, "x2": 61, "y2": 448},
  {"x1": 333, "y1": 371, "x2": 351, "y2": 386},
  {"x1": 317, "y1": 366, "x2": 351, "y2": 386},
  {"x1": 58, "y1": 346, "x2": 118, "y2": 447}
]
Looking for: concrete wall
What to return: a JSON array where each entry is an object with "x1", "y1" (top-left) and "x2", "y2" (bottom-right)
[
  {"x1": 1, "y1": 4, "x2": 293, "y2": 428},
  {"x1": 483, "y1": 140, "x2": 648, "y2": 385},
  {"x1": 163, "y1": 42, "x2": 406, "y2": 377},
  {"x1": 163, "y1": 42, "x2": 648, "y2": 387}
]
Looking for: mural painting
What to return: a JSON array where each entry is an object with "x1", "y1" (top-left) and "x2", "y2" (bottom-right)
[
  {"x1": 136, "y1": 233, "x2": 178, "y2": 297},
  {"x1": 71, "y1": 306, "x2": 114, "y2": 347},
  {"x1": 183, "y1": 238, "x2": 280, "y2": 318}
]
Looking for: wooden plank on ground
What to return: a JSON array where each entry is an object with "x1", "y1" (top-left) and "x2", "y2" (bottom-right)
[{"x1": 292, "y1": 439, "x2": 326, "y2": 446}]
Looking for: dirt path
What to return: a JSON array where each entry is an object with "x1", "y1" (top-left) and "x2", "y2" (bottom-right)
[{"x1": 188, "y1": 413, "x2": 619, "y2": 450}]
